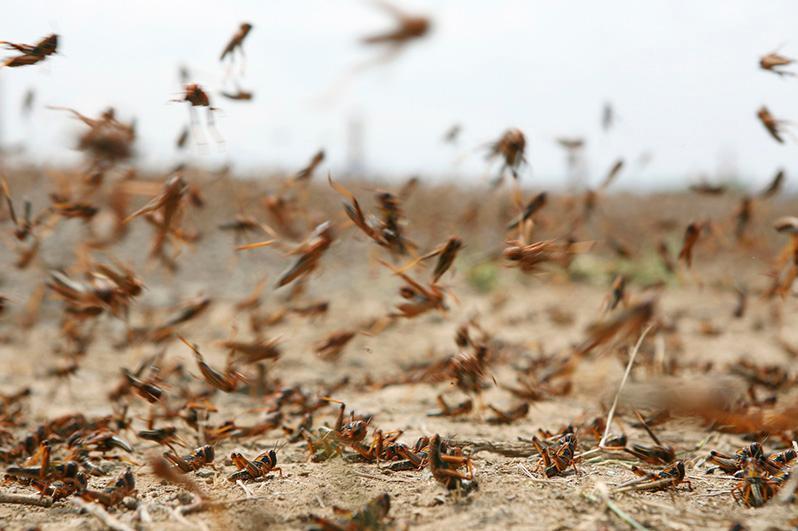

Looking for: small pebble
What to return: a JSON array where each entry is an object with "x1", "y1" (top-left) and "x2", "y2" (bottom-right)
[{"x1": 122, "y1": 496, "x2": 138, "y2": 510}]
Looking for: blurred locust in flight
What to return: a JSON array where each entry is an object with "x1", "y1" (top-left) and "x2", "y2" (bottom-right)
[
  {"x1": 759, "y1": 169, "x2": 785, "y2": 199},
  {"x1": 443, "y1": 124, "x2": 462, "y2": 144},
  {"x1": 174, "y1": 83, "x2": 223, "y2": 145},
  {"x1": 757, "y1": 106, "x2": 791, "y2": 143},
  {"x1": 49, "y1": 106, "x2": 136, "y2": 165},
  {"x1": 602, "y1": 101, "x2": 615, "y2": 132},
  {"x1": 123, "y1": 174, "x2": 190, "y2": 264},
  {"x1": 1, "y1": 33, "x2": 57, "y2": 67},
  {"x1": 689, "y1": 179, "x2": 726, "y2": 196},
  {"x1": 361, "y1": 1, "x2": 431, "y2": 62},
  {"x1": 678, "y1": 220, "x2": 705, "y2": 268},
  {"x1": 507, "y1": 191, "x2": 547, "y2": 231},
  {"x1": 487, "y1": 128, "x2": 527, "y2": 181},
  {"x1": 220, "y1": 87, "x2": 254, "y2": 102},
  {"x1": 321, "y1": 2, "x2": 431, "y2": 101},
  {"x1": 294, "y1": 150, "x2": 325, "y2": 182},
  {"x1": 760, "y1": 49, "x2": 795, "y2": 77},
  {"x1": 1, "y1": 177, "x2": 45, "y2": 269},
  {"x1": 329, "y1": 176, "x2": 414, "y2": 258},
  {"x1": 381, "y1": 259, "x2": 447, "y2": 319},
  {"x1": 769, "y1": 216, "x2": 798, "y2": 298},
  {"x1": 220, "y1": 22, "x2": 253, "y2": 72},
  {"x1": 237, "y1": 221, "x2": 335, "y2": 289},
  {"x1": 420, "y1": 236, "x2": 463, "y2": 283}
]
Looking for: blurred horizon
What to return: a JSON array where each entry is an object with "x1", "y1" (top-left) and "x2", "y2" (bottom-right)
[{"x1": 1, "y1": 0, "x2": 798, "y2": 191}]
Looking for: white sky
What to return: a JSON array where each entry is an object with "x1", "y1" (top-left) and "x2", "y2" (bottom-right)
[{"x1": 2, "y1": 0, "x2": 798, "y2": 189}]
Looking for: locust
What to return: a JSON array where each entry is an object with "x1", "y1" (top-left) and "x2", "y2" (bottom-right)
[
  {"x1": 757, "y1": 106, "x2": 789, "y2": 143},
  {"x1": 228, "y1": 449, "x2": 282, "y2": 481},
  {"x1": 220, "y1": 23, "x2": 253, "y2": 63},
  {"x1": 487, "y1": 128, "x2": 527, "y2": 180},
  {"x1": 760, "y1": 50, "x2": 795, "y2": 77},
  {"x1": 2, "y1": 33, "x2": 58, "y2": 67}
]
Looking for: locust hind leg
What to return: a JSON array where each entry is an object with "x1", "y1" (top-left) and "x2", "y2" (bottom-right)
[
  {"x1": 350, "y1": 442, "x2": 376, "y2": 462},
  {"x1": 163, "y1": 451, "x2": 190, "y2": 473},
  {"x1": 238, "y1": 455, "x2": 261, "y2": 479},
  {"x1": 435, "y1": 468, "x2": 475, "y2": 482},
  {"x1": 630, "y1": 465, "x2": 656, "y2": 480},
  {"x1": 334, "y1": 403, "x2": 345, "y2": 432},
  {"x1": 435, "y1": 395, "x2": 450, "y2": 416}
]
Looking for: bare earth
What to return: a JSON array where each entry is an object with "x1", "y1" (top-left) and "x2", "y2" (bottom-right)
[{"x1": 1, "y1": 171, "x2": 797, "y2": 530}]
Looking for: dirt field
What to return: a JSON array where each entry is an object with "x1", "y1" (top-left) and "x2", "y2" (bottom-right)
[{"x1": 1, "y1": 169, "x2": 797, "y2": 530}]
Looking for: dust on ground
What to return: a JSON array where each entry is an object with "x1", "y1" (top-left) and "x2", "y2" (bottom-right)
[{"x1": 0, "y1": 171, "x2": 797, "y2": 530}]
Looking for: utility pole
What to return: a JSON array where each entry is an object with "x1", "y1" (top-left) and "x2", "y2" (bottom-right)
[{"x1": 345, "y1": 114, "x2": 365, "y2": 177}]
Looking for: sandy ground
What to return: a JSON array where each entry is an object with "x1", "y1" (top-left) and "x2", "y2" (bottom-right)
[{"x1": 0, "y1": 172, "x2": 797, "y2": 530}]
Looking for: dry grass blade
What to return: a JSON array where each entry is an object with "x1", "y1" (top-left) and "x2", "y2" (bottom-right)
[
  {"x1": 0, "y1": 492, "x2": 53, "y2": 507},
  {"x1": 236, "y1": 240, "x2": 276, "y2": 251},
  {"x1": 516, "y1": 463, "x2": 551, "y2": 483},
  {"x1": 581, "y1": 489, "x2": 650, "y2": 531},
  {"x1": 72, "y1": 498, "x2": 134, "y2": 531},
  {"x1": 599, "y1": 324, "x2": 653, "y2": 448}
]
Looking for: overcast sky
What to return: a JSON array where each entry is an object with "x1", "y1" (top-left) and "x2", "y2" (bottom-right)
[{"x1": 2, "y1": 0, "x2": 798, "y2": 189}]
